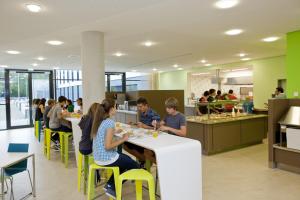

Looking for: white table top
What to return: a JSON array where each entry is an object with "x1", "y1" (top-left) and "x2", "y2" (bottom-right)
[
  {"x1": 118, "y1": 124, "x2": 202, "y2": 200},
  {"x1": 0, "y1": 133, "x2": 34, "y2": 168}
]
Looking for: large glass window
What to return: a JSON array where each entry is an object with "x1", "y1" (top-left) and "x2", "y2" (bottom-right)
[{"x1": 0, "y1": 69, "x2": 6, "y2": 129}]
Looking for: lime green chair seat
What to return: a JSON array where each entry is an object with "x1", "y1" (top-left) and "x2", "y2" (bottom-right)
[
  {"x1": 87, "y1": 163, "x2": 119, "y2": 200},
  {"x1": 117, "y1": 169, "x2": 156, "y2": 200}
]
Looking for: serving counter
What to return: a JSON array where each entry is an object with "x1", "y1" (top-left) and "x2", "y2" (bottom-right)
[{"x1": 187, "y1": 114, "x2": 268, "y2": 155}]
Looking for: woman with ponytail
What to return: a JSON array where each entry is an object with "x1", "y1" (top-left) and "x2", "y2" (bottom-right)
[{"x1": 92, "y1": 98, "x2": 139, "y2": 199}]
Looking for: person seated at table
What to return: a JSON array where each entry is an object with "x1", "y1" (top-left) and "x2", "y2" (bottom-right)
[
  {"x1": 35, "y1": 98, "x2": 46, "y2": 122},
  {"x1": 43, "y1": 99, "x2": 56, "y2": 129},
  {"x1": 78, "y1": 102, "x2": 101, "y2": 155},
  {"x1": 159, "y1": 97, "x2": 186, "y2": 137},
  {"x1": 136, "y1": 97, "x2": 160, "y2": 129},
  {"x1": 76, "y1": 98, "x2": 83, "y2": 114},
  {"x1": 92, "y1": 98, "x2": 139, "y2": 199},
  {"x1": 48, "y1": 96, "x2": 72, "y2": 146},
  {"x1": 66, "y1": 99, "x2": 74, "y2": 113},
  {"x1": 144, "y1": 97, "x2": 187, "y2": 164},
  {"x1": 32, "y1": 98, "x2": 40, "y2": 122},
  {"x1": 123, "y1": 97, "x2": 160, "y2": 167}
]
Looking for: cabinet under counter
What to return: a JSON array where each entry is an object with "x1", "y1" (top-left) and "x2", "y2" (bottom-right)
[{"x1": 187, "y1": 114, "x2": 268, "y2": 155}]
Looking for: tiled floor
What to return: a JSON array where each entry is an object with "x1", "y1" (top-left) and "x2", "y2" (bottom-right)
[{"x1": 1, "y1": 128, "x2": 300, "y2": 200}]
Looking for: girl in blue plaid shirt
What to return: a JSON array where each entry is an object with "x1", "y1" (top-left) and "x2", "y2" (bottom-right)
[{"x1": 92, "y1": 99, "x2": 139, "y2": 199}]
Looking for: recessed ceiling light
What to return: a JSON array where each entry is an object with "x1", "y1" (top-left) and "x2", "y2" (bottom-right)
[
  {"x1": 36, "y1": 56, "x2": 46, "y2": 61},
  {"x1": 262, "y1": 36, "x2": 280, "y2": 42},
  {"x1": 47, "y1": 40, "x2": 64, "y2": 46},
  {"x1": 205, "y1": 63, "x2": 212, "y2": 67},
  {"x1": 178, "y1": 68, "x2": 183, "y2": 70},
  {"x1": 0, "y1": 65, "x2": 8, "y2": 68},
  {"x1": 241, "y1": 57, "x2": 251, "y2": 61},
  {"x1": 114, "y1": 52, "x2": 124, "y2": 57},
  {"x1": 192, "y1": 72, "x2": 211, "y2": 76},
  {"x1": 26, "y1": 4, "x2": 41, "y2": 13},
  {"x1": 232, "y1": 68, "x2": 249, "y2": 72},
  {"x1": 143, "y1": 41, "x2": 155, "y2": 47},
  {"x1": 28, "y1": 68, "x2": 34, "y2": 71},
  {"x1": 200, "y1": 59, "x2": 207, "y2": 63},
  {"x1": 6, "y1": 50, "x2": 20, "y2": 55},
  {"x1": 32, "y1": 63, "x2": 38, "y2": 67},
  {"x1": 173, "y1": 64, "x2": 179, "y2": 68},
  {"x1": 225, "y1": 29, "x2": 243, "y2": 36},
  {"x1": 215, "y1": 0, "x2": 239, "y2": 9},
  {"x1": 152, "y1": 68, "x2": 157, "y2": 71},
  {"x1": 238, "y1": 53, "x2": 247, "y2": 57}
]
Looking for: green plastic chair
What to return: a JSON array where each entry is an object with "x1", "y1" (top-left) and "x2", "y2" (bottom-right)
[{"x1": 117, "y1": 169, "x2": 156, "y2": 200}]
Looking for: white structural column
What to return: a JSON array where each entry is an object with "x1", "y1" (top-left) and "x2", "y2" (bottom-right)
[{"x1": 81, "y1": 31, "x2": 105, "y2": 113}]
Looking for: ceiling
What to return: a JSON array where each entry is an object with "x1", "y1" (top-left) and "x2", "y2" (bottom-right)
[{"x1": 0, "y1": 0, "x2": 300, "y2": 72}]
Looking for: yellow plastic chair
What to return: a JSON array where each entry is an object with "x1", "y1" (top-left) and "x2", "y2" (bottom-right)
[
  {"x1": 117, "y1": 169, "x2": 156, "y2": 200},
  {"x1": 43, "y1": 128, "x2": 52, "y2": 159},
  {"x1": 43, "y1": 128, "x2": 72, "y2": 167},
  {"x1": 43, "y1": 128, "x2": 63, "y2": 160},
  {"x1": 34, "y1": 121, "x2": 42, "y2": 142},
  {"x1": 60, "y1": 131, "x2": 73, "y2": 168},
  {"x1": 87, "y1": 163, "x2": 119, "y2": 200},
  {"x1": 77, "y1": 152, "x2": 94, "y2": 194}
]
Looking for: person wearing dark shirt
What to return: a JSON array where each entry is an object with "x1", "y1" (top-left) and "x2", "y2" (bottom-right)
[
  {"x1": 207, "y1": 89, "x2": 220, "y2": 113},
  {"x1": 43, "y1": 99, "x2": 56, "y2": 128},
  {"x1": 78, "y1": 103, "x2": 100, "y2": 155},
  {"x1": 197, "y1": 91, "x2": 209, "y2": 115},
  {"x1": 123, "y1": 97, "x2": 160, "y2": 167},
  {"x1": 136, "y1": 97, "x2": 160, "y2": 129},
  {"x1": 35, "y1": 98, "x2": 46, "y2": 121}
]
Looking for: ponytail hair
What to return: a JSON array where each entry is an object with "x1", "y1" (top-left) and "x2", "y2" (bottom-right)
[{"x1": 90, "y1": 98, "x2": 116, "y2": 138}]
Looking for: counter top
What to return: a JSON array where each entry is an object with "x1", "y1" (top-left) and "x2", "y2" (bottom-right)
[
  {"x1": 187, "y1": 114, "x2": 268, "y2": 124},
  {"x1": 117, "y1": 109, "x2": 138, "y2": 115},
  {"x1": 185, "y1": 104, "x2": 196, "y2": 108}
]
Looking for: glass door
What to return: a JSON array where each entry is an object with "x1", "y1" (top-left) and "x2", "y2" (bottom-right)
[
  {"x1": 6, "y1": 69, "x2": 53, "y2": 129},
  {"x1": 0, "y1": 69, "x2": 6, "y2": 130},
  {"x1": 8, "y1": 71, "x2": 30, "y2": 127}
]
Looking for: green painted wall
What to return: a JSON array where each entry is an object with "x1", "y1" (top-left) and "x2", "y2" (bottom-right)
[
  {"x1": 286, "y1": 31, "x2": 300, "y2": 98},
  {"x1": 159, "y1": 56, "x2": 286, "y2": 109}
]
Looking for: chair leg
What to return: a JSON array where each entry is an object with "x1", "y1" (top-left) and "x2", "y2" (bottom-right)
[
  {"x1": 46, "y1": 132, "x2": 51, "y2": 160},
  {"x1": 155, "y1": 169, "x2": 159, "y2": 193},
  {"x1": 135, "y1": 180, "x2": 143, "y2": 200},
  {"x1": 8, "y1": 177, "x2": 14, "y2": 200},
  {"x1": 64, "y1": 134, "x2": 69, "y2": 168},
  {"x1": 77, "y1": 153, "x2": 83, "y2": 192},
  {"x1": 148, "y1": 178, "x2": 156, "y2": 200},
  {"x1": 87, "y1": 168, "x2": 95, "y2": 200},
  {"x1": 59, "y1": 133, "x2": 64, "y2": 162},
  {"x1": 26, "y1": 170, "x2": 33, "y2": 192},
  {"x1": 4, "y1": 179, "x2": 8, "y2": 194},
  {"x1": 83, "y1": 155, "x2": 89, "y2": 194}
]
